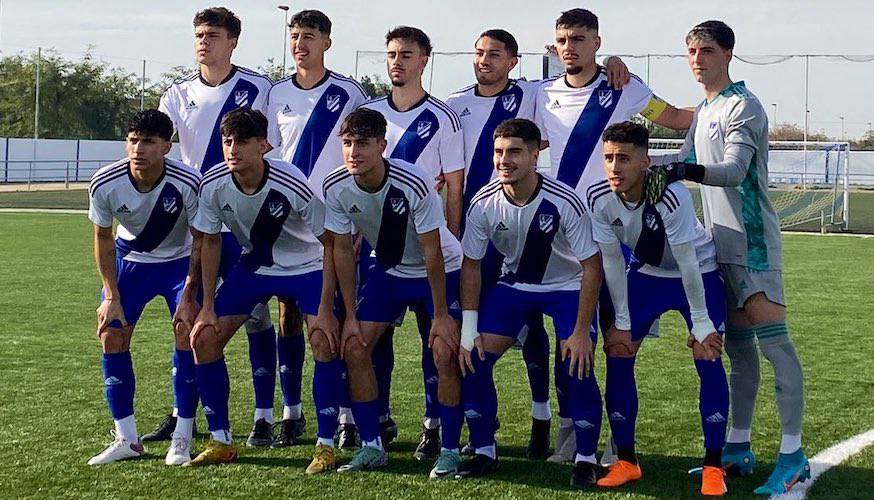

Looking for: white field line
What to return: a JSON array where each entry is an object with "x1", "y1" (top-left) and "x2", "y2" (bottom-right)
[{"x1": 773, "y1": 428, "x2": 874, "y2": 499}]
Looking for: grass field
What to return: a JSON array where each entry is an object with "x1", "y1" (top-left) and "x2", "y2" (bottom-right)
[{"x1": 0, "y1": 212, "x2": 872, "y2": 499}]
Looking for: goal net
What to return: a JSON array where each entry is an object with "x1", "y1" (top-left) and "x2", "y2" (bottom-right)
[{"x1": 649, "y1": 139, "x2": 851, "y2": 232}]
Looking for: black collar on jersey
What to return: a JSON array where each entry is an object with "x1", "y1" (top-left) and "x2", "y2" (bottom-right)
[
  {"x1": 388, "y1": 92, "x2": 430, "y2": 113},
  {"x1": 503, "y1": 173, "x2": 543, "y2": 207},
  {"x1": 474, "y1": 79, "x2": 514, "y2": 98},
  {"x1": 127, "y1": 160, "x2": 167, "y2": 194},
  {"x1": 199, "y1": 65, "x2": 238, "y2": 87},
  {"x1": 292, "y1": 69, "x2": 330, "y2": 90},
  {"x1": 231, "y1": 159, "x2": 271, "y2": 195},
  {"x1": 616, "y1": 190, "x2": 645, "y2": 211},
  {"x1": 356, "y1": 159, "x2": 392, "y2": 194},
  {"x1": 563, "y1": 65, "x2": 603, "y2": 89}
]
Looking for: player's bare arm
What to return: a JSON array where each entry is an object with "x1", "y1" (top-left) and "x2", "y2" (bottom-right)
[
  {"x1": 562, "y1": 253, "x2": 602, "y2": 379},
  {"x1": 459, "y1": 256, "x2": 484, "y2": 375},
  {"x1": 94, "y1": 224, "x2": 128, "y2": 332},
  {"x1": 419, "y1": 228, "x2": 460, "y2": 353},
  {"x1": 311, "y1": 232, "x2": 341, "y2": 354},
  {"x1": 443, "y1": 170, "x2": 464, "y2": 237},
  {"x1": 174, "y1": 229, "x2": 203, "y2": 337}
]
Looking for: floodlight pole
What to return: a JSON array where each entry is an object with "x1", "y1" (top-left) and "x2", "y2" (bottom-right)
[
  {"x1": 140, "y1": 59, "x2": 146, "y2": 111},
  {"x1": 771, "y1": 103, "x2": 777, "y2": 128},
  {"x1": 34, "y1": 47, "x2": 40, "y2": 140},
  {"x1": 278, "y1": 5, "x2": 290, "y2": 78},
  {"x1": 803, "y1": 55, "x2": 809, "y2": 189}
]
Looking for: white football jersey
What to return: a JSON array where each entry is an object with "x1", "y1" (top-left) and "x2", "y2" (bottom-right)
[
  {"x1": 194, "y1": 159, "x2": 325, "y2": 276},
  {"x1": 360, "y1": 94, "x2": 464, "y2": 183},
  {"x1": 89, "y1": 158, "x2": 200, "y2": 264},
  {"x1": 586, "y1": 180, "x2": 717, "y2": 278},
  {"x1": 535, "y1": 70, "x2": 653, "y2": 194},
  {"x1": 446, "y1": 79, "x2": 541, "y2": 210},
  {"x1": 266, "y1": 71, "x2": 369, "y2": 198},
  {"x1": 463, "y1": 175, "x2": 598, "y2": 292},
  {"x1": 159, "y1": 66, "x2": 272, "y2": 173},
  {"x1": 322, "y1": 159, "x2": 462, "y2": 279}
]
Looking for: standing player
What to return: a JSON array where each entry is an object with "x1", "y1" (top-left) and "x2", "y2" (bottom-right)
[
  {"x1": 186, "y1": 108, "x2": 338, "y2": 466},
  {"x1": 86, "y1": 110, "x2": 201, "y2": 466},
  {"x1": 457, "y1": 119, "x2": 603, "y2": 488},
  {"x1": 647, "y1": 21, "x2": 809, "y2": 495},
  {"x1": 359, "y1": 26, "x2": 464, "y2": 460},
  {"x1": 588, "y1": 122, "x2": 729, "y2": 496},
  {"x1": 265, "y1": 9, "x2": 369, "y2": 452},
  {"x1": 323, "y1": 108, "x2": 464, "y2": 478},
  {"x1": 535, "y1": 8, "x2": 693, "y2": 462},
  {"x1": 158, "y1": 7, "x2": 285, "y2": 448}
]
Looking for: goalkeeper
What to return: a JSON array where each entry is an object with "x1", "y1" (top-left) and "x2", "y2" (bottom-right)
[{"x1": 646, "y1": 20, "x2": 809, "y2": 496}]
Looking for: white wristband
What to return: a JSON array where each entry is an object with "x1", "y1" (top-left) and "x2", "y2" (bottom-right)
[{"x1": 461, "y1": 310, "x2": 480, "y2": 351}]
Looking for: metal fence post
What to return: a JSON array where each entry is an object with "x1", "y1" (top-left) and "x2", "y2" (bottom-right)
[{"x1": 65, "y1": 160, "x2": 70, "y2": 189}]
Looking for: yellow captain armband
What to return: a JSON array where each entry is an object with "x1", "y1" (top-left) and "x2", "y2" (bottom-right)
[{"x1": 640, "y1": 94, "x2": 668, "y2": 121}]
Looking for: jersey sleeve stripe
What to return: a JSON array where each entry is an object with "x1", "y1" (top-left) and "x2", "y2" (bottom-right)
[
  {"x1": 542, "y1": 185, "x2": 585, "y2": 217},
  {"x1": 330, "y1": 71, "x2": 369, "y2": 99},
  {"x1": 466, "y1": 184, "x2": 502, "y2": 216},
  {"x1": 586, "y1": 190, "x2": 611, "y2": 212},
  {"x1": 199, "y1": 169, "x2": 231, "y2": 194},
  {"x1": 543, "y1": 177, "x2": 587, "y2": 209},
  {"x1": 362, "y1": 96, "x2": 389, "y2": 107},
  {"x1": 89, "y1": 170, "x2": 129, "y2": 197},
  {"x1": 201, "y1": 163, "x2": 229, "y2": 183},
  {"x1": 271, "y1": 168, "x2": 316, "y2": 198},
  {"x1": 388, "y1": 172, "x2": 428, "y2": 199},
  {"x1": 237, "y1": 66, "x2": 273, "y2": 84},
  {"x1": 273, "y1": 177, "x2": 313, "y2": 203},
  {"x1": 322, "y1": 172, "x2": 351, "y2": 198},
  {"x1": 427, "y1": 97, "x2": 462, "y2": 131},
  {"x1": 89, "y1": 159, "x2": 129, "y2": 183},
  {"x1": 166, "y1": 172, "x2": 200, "y2": 193},
  {"x1": 665, "y1": 186, "x2": 680, "y2": 207},
  {"x1": 165, "y1": 164, "x2": 201, "y2": 185},
  {"x1": 388, "y1": 166, "x2": 429, "y2": 198}
]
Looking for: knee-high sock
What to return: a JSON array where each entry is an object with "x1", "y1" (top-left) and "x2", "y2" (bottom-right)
[
  {"x1": 277, "y1": 333, "x2": 305, "y2": 408},
  {"x1": 554, "y1": 346, "x2": 569, "y2": 419},
  {"x1": 416, "y1": 315, "x2": 440, "y2": 421},
  {"x1": 605, "y1": 356, "x2": 637, "y2": 449},
  {"x1": 247, "y1": 326, "x2": 277, "y2": 411},
  {"x1": 440, "y1": 402, "x2": 464, "y2": 451},
  {"x1": 562, "y1": 357, "x2": 602, "y2": 459},
  {"x1": 462, "y1": 351, "x2": 500, "y2": 450},
  {"x1": 350, "y1": 399, "x2": 382, "y2": 447},
  {"x1": 196, "y1": 358, "x2": 231, "y2": 434},
  {"x1": 103, "y1": 351, "x2": 135, "y2": 420},
  {"x1": 522, "y1": 316, "x2": 551, "y2": 406},
  {"x1": 313, "y1": 359, "x2": 345, "y2": 441},
  {"x1": 372, "y1": 329, "x2": 395, "y2": 418},
  {"x1": 724, "y1": 325, "x2": 759, "y2": 442},
  {"x1": 757, "y1": 322, "x2": 804, "y2": 444},
  {"x1": 695, "y1": 358, "x2": 730, "y2": 451},
  {"x1": 173, "y1": 349, "x2": 198, "y2": 419}
]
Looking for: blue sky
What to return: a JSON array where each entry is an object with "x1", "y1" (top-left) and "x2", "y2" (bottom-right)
[{"x1": 2, "y1": 0, "x2": 873, "y2": 138}]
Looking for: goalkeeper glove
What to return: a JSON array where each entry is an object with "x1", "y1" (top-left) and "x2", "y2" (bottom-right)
[{"x1": 645, "y1": 162, "x2": 704, "y2": 204}]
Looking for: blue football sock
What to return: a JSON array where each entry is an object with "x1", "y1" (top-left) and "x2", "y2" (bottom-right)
[
  {"x1": 350, "y1": 399, "x2": 382, "y2": 444},
  {"x1": 562, "y1": 357, "x2": 602, "y2": 457},
  {"x1": 196, "y1": 358, "x2": 231, "y2": 432},
  {"x1": 277, "y1": 333, "x2": 305, "y2": 408},
  {"x1": 416, "y1": 316, "x2": 440, "y2": 420},
  {"x1": 439, "y1": 402, "x2": 463, "y2": 451},
  {"x1": 605, "y1": 356, "x2": 638, "y2": 449},
  {"x1": 554, "y1": 347, "x2": 569, "y2": 418},
  {"x1": 522, "y1": 316, "x2": 551, "y2": 405},
  {"x1": 462, "y1": 350, "x2": 500, "y2": 449},
  {"x1": 173, "y1": 349, "x2": 198, "y2": 419},
  {"x1": 372, "y1": 329, "x2": 395, "y2": 418},
  {"x1": 313, "y1": 359, "x2": 344, "y2": 440},
  {"x1": 103, "y1": 351, "x2": 135, "y2": 420},
  {"x1": 247, "y1": 326, "x2": 277, "y2": 411},
  {"x1": 695, "y1": 358, "x2": 730, "y2": 450}
]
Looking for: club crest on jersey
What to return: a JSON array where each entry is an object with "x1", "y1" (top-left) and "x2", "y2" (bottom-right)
[
  {"x1": 645, "y1": 213, "x2": 659, "y2": 231},
  {"x1": 416, "y1": 120, "x2": 433, "y2": 139},
  {"x1": 268, "y1": 201, "x2": 285, "y2": 218},
  {"x1": 326, "y1": 94, "x2": 341, "y2": 112},
  {"x1": 598, "y1": 89, "x2": 614, "y2": 108},
  {"x1": 708, "y1": 121, "x2": 720, "y2": 140},
  {"x1": 162, "y1": 197, "x2": 178, "y2": 214},
  {"x1": 235, "y1": 90, "x2": 249, "y2": 107},
  {"x1": 502, "y1": 94, "x2": 517, "y2": 112},
  {"x1": 389, "y1": 197, "x2": 407, "y2": 215},
  {"x1": 538, "y1": 214, "x2": 555, "y2": 232}
]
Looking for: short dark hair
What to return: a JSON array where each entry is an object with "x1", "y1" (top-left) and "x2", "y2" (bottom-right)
[
  {"x1": 220, "y1": 108, "x2": 268, "y2": 140},
  {"x1": 555, "y1": 8, "x2": 599, "y2": 31},
  {"x1": 385, "y1": 26, "x2": 432, "y2": 56},
  {"x1": 493, "y1": 119, "x2": 541, "y2": 150},
  {"x1": 127, "y1": 109, "x2": 173, "y2": 142},
  {"x1": 289, "y1": 9, "x2": 331, "y2": 35},
  {"x1": 686, "y1": 20, "x2": 735, "y2": 51},
  {"x1": 602, "y1": 121, "x2": 649, "y2": 150},
  {"x1": 193, "y1": 7, "x2": 241, "y2": 39},
  {"x1": 339, "y1": 108, "x2": 387, "y2": 139},
  {"x1": 478, "y1": 29, "x2": 519, "y2": 57}
]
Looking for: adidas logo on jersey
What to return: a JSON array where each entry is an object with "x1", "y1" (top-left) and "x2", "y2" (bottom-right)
[
  {"x1": 116, "y1": 204, "x2": 131, "y2": 214},
  {"x1": 349, "y1": 204, "x2": 362, "y2": 214},
  {"x1": 550, "y1": 99, "x2": 561, "y2": 109},
  {"x1": 610, "y1": 218, "x2": 623, "y2": 227},
  {"x1": 221, "y1": 203, "x2": 234, "y2": 213},
  {"x1": 460, "y1": 107, "x2": 471, "y2": 117},
  {"x1": 495, "y1": 221, "x2": 509, "y2": 231},
  {"x1": 282, "y1": 104, "x2": 292, "y2": 114},
  {"x1": 705, "y1": 412, "x2": 726, "y2": 423},
  {"x1": 185, "y1": 100, "x2": 197, "y2": 110}
]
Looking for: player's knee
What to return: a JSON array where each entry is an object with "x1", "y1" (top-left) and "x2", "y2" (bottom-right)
[
  {"x1": 603, "y1": 336, "x2": 638, "y2": 358},
  {"x1": 309, "y1": 331, "x2": 334, "y2": 362},
  {"x1": 173, "y1": 323, "x2": 190, "y2": 347},
  {"x1": 691, "y1": 341, "x2": 711, "y2": 360},
  {"x1": 191, "y1": 327, "x2": 218, "y2": 354},
  {"x1": 279, "y1": 303, "x2": 303, "y2": 336},
  {"x1": 100, "y1": 328, "x2": 129, "y2": 353},
  {"x1": 431, "y1": 338, "x2": 459, "y2": 375},
  {"x1": 342, "y1": 338, "x2": 369, "y2": 367}
]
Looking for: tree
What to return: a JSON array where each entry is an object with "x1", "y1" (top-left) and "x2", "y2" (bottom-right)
[
  {"x1": 359, "y1": 74, "x2": 391, "y2": 97},
  {"x1": 769, "y1": 123, "x2": 831, "y2": 142},
  {"x1": 257, "y1": 58, "x2": 290, "y2": 83},
  {"x1": 850, "y1": 130, "x2": 874, "y2": 151}
]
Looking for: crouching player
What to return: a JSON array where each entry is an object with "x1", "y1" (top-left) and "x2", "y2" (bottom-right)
[
  {"x1": 588, "y1": 122, "x2": 729, "y2": 495},
  {"x1": 187, "y1": 107, "x2": 339, "y2": 466},
  {"x1": 457, "y1": 119, "x2": 603, "y2": 488},
  {"x1": 323, "y1": 108, "x2": 464, "y2": 478},
  {"x1": 87, "y1": 110, "x2": 201, "y2": 465}
]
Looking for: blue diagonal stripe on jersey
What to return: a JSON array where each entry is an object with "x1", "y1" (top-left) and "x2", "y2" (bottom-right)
[
  {"x1": 630, "y1": 202, "x2": 666, "y2": 269},
  {"x1": 115, "y1": 182, "x2": 184, "y2": 258},
  {"x1": 292, "y1": 83, "x2": 350, "y2": 178},
  {"x1": 501, "y1": 199, "x2": 561, "y2": 285},
  {"x1": 200, "y1": 79, "x2": 261, "y2": 173},
  {"x1": 556, "y1": 80, "x2": 622, "y2": 189},
  {"x1": 463, "y1": 84, "x2": 525, "y2": 211},
  {"x1": 374, "y1": 185, "x2": 410, "y2": 270},
  {"x1": 240, "y1": 188, "x2": 291, "y2": 272},
  {"x1": 389, "y1": 108, "x2": 440, "y2": 163}
]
